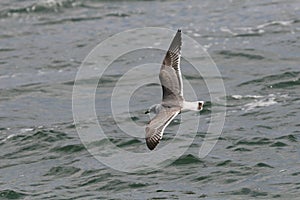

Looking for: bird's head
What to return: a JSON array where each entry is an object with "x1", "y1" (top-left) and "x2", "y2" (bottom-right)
[{"x1": 198, "y1": 101, "x2": 204, "y2": 111}]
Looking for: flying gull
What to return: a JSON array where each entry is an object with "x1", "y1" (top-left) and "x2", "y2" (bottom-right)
[{"x1": 145, "y1": 29, "x2": 204, "y2": 150}]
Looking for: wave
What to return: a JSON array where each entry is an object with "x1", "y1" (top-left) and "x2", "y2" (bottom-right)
[
  {"x1": 217, "y1": 50, "x2": 265, "y2": 60},
  {"x1": 220, "y1": 20, "x2": 297, "y2": 37},
  {"x1": 238, "y1": 71, "x2": 300, "y2": 87},
  {"x1": 270, "y1": 78, "x2": 300, "y2": 89},
  {"x1": 0, "y1": 189, "x2": 27, "y2": 199},
  {"x1": 44, "y1": 165, "x2": 81, "y2": 177},
  {"x1": 228, "y1": 134, "x2": 296, "y2": 153},
  {"x1": 169, "y1": 154, "x2": 203, "y2": 166},
  {"x1": 51, "y1": 143, "x2": 85, "y2": 153},
  {"x1": 0, "y1": 0, "x2": 81, "y2": 18},
  {"x1": 226, "y1": 187, "x2": 268, "y2": 197},
  {"x1": 0, "y1": 0, "x2": 137, "y2": 19}
]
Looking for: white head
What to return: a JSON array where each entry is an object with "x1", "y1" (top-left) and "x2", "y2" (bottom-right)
[
  {"x1": 197, "y1": 101, "x2": 204, "y2": 111},
  {"x1": 182, "y1": 100, "x2": 204, "y2": 112}
]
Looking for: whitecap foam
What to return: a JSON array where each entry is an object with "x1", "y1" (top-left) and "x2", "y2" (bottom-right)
[
  {"x1": 231, "y1": 94, "x2": 263, "y2": 100},
  {"x1": 243, "y1": 96, "x2": 277, "y2": 111},
  {"x1": 231, "y1": 94, "x2": 283, "y2": 111},
  {"x1": 231, "y1": 95, "x2": 243, "y2": 99},
  {"x1": 1, "y1": 134, "x2": 15, "y2": 142},
  {"x1": 20, "y1": 128, "x2": 34, "y2": 134},
  {"x1": 257, "y1": 20, "x2": 294, "y2": 29}
]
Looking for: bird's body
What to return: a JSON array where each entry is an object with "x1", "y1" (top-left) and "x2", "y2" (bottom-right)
[{"x1": 145, "y1": 29, "x2": 204, "y2": 150}]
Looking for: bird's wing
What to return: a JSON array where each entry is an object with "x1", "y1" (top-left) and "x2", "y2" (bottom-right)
[
  {"x1": 160, "y1": 29, "x2": 183, "y2": 101},
  {"x1": 145, "y1": 107, "x2": 180, "y2": 150}
]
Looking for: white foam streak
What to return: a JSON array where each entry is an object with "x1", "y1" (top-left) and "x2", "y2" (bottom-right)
[{"x1": 243, "y1": 97, "x2": 277, "y2": 111}]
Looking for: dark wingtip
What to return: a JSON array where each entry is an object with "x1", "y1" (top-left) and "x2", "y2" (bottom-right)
[
  {"x1": 146, "y1": 137, "x2": 160, "y2": 150},
  {"x1": 147, "y1": 143, "x2": 155, "y2": 150},
  {"x1": 146, "y1": 141, "x2": 158, "y2": 150}
]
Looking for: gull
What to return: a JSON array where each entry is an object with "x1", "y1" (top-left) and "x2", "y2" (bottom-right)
[{"x1": 145, "y1": 29, "x2": 204, "y2": 150}]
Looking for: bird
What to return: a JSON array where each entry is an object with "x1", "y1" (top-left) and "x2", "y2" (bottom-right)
[{"x1": 145, "y1": 29, "x2": 204, "y2": 150}]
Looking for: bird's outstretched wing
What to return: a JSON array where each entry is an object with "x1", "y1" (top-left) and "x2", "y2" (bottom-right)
[
  {"x1": 145, "y1": 107, "x2": 180, "y2": 150},
  {"x1": 160, "y1": 29, "x2": 183, "y2": 102}
]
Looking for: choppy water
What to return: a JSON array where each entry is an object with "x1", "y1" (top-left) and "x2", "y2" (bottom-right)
[{"x1": 1, "y1": 0, "x2": 300, "y2": 199}]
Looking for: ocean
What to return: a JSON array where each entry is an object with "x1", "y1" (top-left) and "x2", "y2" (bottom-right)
[{"x1": 0, "y1": 0, "x2": 299, "y2": 199}]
